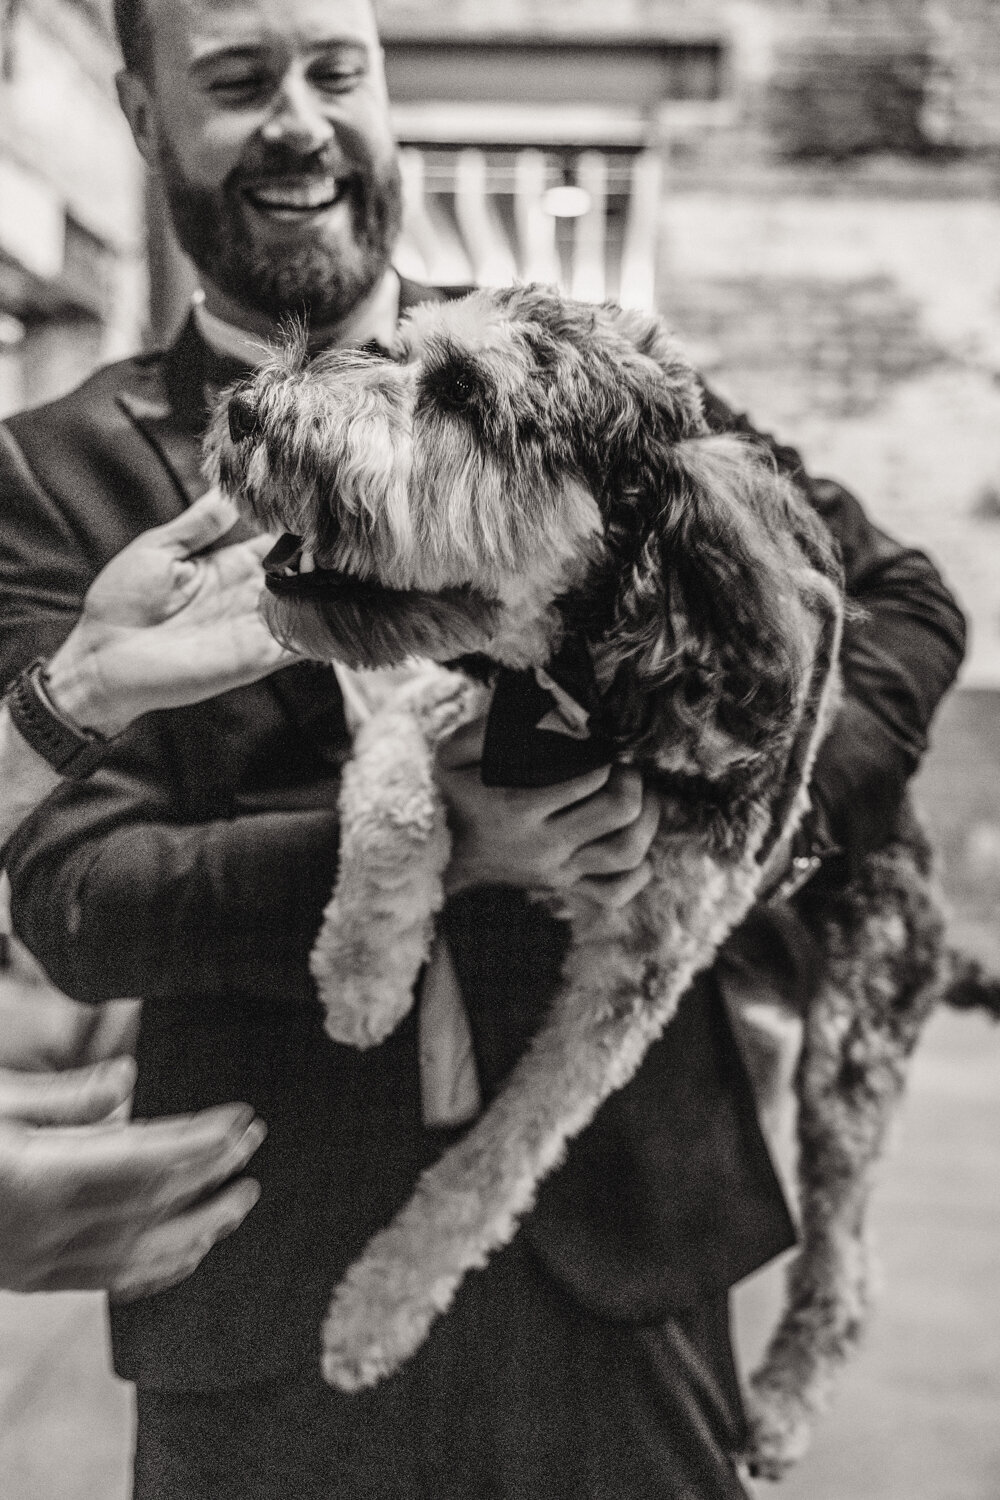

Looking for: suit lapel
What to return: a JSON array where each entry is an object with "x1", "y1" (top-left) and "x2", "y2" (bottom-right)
[
  {"x1": 115, "y1": 314, "x2": 257, "y2": 536},
  {"x1": 113, "y1": 276, "x2": 460, "y2": 539}
]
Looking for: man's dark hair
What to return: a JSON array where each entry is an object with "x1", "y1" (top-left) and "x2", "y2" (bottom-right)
[{"x1": 113, "y1": 0, "x2": 152, "y2": 76}]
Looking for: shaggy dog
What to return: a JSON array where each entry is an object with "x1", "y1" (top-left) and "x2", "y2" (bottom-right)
[{"x1": 206, "y1": 285, "x2": 990, "y2": 1479}]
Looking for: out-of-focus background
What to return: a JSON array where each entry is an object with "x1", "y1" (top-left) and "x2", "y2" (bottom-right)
[{"x1": 0, "y1": 1, "x2": 997, "y2": 1496}]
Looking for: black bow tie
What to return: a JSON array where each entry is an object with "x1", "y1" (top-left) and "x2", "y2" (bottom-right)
[{"x1": 480, "y1": 637, "x2": 615, "y2": 789}]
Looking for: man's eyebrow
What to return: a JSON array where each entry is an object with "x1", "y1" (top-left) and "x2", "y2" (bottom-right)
[{"x1": 189, "y1": 40, "x2": 369, "y2": 76}]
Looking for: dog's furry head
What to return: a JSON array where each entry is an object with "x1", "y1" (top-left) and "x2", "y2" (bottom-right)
[{"x1": 206, "y1": 284, "x2": 841, "y2": 791}]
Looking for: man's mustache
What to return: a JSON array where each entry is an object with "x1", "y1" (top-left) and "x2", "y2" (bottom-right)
[{"x1": 228, "y1": 147, "x2": 348, "y2": 191}]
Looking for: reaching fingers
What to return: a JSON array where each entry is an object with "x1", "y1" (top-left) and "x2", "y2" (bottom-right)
[
  {"x1": 0, "y1": 1058, "x2": 136, "y2": 1126},
  {"x1": 38, "y1": 1177, "x2": 262, "y2": 1298},
  {"x1": 23, "y1": 1104, "x2": 267, "y2": 1219},
  {"x1": 0, "y1": 990, "x2": 109, "y2": 1072},
  {"x1": 153, "y1": 489, "x2": 240, "y2": 558},
  {"x1": 108, "y1": 1177, "x2": 263, "y2": 1301}
]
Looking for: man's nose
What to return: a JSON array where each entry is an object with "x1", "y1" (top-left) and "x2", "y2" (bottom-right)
[{"x1": 260, "y1": 74, "x2": 334, "y2": 155}]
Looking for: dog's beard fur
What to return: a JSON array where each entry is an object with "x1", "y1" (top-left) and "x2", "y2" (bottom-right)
[
  {"x1": 262, "y1": 579, "x2": 503, "y2": 670},
  {"x1": 206, "y1": 285, "x2": 840, "y2": 782}
]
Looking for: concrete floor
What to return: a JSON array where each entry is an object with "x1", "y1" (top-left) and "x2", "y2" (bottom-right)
[{"x1": 1, "y1": 689, "x2": 998, "y2": 1499}]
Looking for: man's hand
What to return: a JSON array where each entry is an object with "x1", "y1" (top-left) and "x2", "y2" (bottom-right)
[
  {"x1": 44, "y1": 489, "x2": 293, "y2": 736},
  {"x1": 437, "y1": 718, "x2": 660, "y2": 909},
  {"x1": 0, "y1": 988, "x2": 265, "y2": 1298}
]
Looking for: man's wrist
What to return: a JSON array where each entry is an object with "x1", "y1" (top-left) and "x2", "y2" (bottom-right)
[{"x1": 45, "y1": 638, "x2": 134, "y2": 738}]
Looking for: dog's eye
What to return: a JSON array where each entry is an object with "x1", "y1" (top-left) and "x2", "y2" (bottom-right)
[{"x1": 430, "y1": 367, "x2": 477, "y2": 412}]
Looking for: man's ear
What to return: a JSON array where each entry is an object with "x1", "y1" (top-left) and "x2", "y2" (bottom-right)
[{"x1": 116, "y1": 69, "x2": 158, "y2": 164}]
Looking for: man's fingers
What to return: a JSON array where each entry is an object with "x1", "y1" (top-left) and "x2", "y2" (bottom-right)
[
  {"x1": 575, "y1": 861, "x2": 654, "y2": 910},
  {"x1": 151, "y1": 489, "x2": 240, "y2": 558},
  {"x1": 108, "y1": 1176, "x2": 263, "y2": 1301},
  {"x1": 551, "y1": 765, "x2": 644, "y2": 842},
  {"x1": 435, "y1": 715, "x2": 487, "y2": 769},
  {"x1": 25, "y1": 1104, "x2": 267, "y2": 1215},
  {"x1": 39, "y1": 1177, "x2": 262, "y2": 1298},
  {"x1": 0, "y1": 1058, "x2": 136, "y2": 1126},
  {"x1": 570, "y1": 786, "x2": 661, "y2": 877}
]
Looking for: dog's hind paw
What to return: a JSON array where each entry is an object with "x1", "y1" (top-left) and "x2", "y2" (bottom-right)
[{"x1": 740, "y1": 1388, "x2": 815, "y2": 1483}]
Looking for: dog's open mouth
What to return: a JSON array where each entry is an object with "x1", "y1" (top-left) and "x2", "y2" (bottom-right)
[{"x1": 262, "y1": 532, "x2": 503, "y2": 668}]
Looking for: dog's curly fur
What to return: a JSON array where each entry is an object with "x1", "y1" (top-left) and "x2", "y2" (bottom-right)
[{"x1": 206, "y1": 284, "x2": 997, "y2": 1479}]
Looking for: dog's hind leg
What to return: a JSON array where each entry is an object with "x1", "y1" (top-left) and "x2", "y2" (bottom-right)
[
  {"x1": 744, "y1": 818, "x2": 945, "y2": 1479},
  {"x1": 311, "y1": 666, "x2": 486, "y2": 1048}
]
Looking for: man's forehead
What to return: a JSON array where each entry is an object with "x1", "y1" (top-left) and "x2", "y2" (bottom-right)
[{"x1": 146, "y1": 0, "x2": 380, "y2": 63}]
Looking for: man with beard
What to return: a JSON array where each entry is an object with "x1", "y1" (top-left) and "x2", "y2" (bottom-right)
[{"x1": 0, "y1": 1, "x2": 966, "y2": 1497}]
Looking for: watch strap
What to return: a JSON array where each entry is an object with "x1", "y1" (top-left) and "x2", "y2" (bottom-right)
[{"x1": 4, "y1": 658, "x2": 109, "y2": 780}]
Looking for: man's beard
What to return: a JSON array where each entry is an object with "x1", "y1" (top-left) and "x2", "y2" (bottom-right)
[{"x1": 159, "y1": 136, "x2": 403, "y2": 327}]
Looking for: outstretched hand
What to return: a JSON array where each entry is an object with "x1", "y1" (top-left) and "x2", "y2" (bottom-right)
[
  {"x1": 45, "y1": 489, "x2": 294, "y2": 736},
  {"x1": 0, "y1": 988, "x2": 265, "y2": 1298}
]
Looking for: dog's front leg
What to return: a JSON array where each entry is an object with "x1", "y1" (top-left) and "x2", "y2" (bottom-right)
[
  {"x1": 319, "y1": 813, "x2": 771, "y2": 1390},
  {"x1": 312, "y1": 667, "x2": 486, "y2": 1048}
]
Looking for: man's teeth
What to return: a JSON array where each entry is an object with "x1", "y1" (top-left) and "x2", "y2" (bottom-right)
[{"x1": 249, "y1": 177, "x2": 343, "y2": 211}]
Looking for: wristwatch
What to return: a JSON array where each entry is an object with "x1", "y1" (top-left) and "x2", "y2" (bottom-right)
[{"x1": 3, "y1": 657, "x2": 110, "y2": 780}]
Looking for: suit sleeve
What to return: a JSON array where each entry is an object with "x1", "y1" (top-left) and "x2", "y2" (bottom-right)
[
  {"x1": 5, "y1": 767, "x2": 341, "y2": 1005},
  {"x1": 701, "y1": 384, "x2": 967, "y2": 873},
  {"x1": 0, "y1": 425, "x2": 99, "y2": 683},
  {"x1": 0, "y1": 422, "x2": 344, "y2": 1008}
]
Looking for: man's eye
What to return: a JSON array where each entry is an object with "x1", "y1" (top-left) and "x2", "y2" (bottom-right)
[
  {"x1": 209, "y1": 76, "x2": 270, "y2": 102},
  {"x1": 311, "y1": 68, "x2": 364, "y2": 94}
]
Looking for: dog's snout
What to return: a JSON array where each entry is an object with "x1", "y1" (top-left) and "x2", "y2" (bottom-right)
[{"x1": 228, "y1": 390, "x2": 261, "y2": 445}]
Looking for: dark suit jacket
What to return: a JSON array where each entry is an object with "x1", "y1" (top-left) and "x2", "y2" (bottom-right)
[{"x1": 0, "y1": 280, "x2": 966, "y2": 1389}]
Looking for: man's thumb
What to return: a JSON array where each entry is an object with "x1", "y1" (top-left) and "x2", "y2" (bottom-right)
[
  {"x1": 155, "y1": 489, "x2": 240, "y2": 557},
  {"x1": 0, "y1": 1057, "x2": 136, "y2": 1125}
]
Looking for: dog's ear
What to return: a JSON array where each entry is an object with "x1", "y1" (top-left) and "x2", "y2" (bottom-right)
[
  {"x1": 591, "y1": 302, "x2": 706, "y2": 439},
  {"x1": 595, "y1": 431, "x2": 840, "y2": 793}
]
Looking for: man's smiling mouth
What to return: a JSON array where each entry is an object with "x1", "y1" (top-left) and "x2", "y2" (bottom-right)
[{"x1": 244, "y1": 175, "x2": 349, "y2": 216}]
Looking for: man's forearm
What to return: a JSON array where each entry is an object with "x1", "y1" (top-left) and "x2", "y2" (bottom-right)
[{"x1": 8, "y1": 803, "x2": 341, "y2": 1006}]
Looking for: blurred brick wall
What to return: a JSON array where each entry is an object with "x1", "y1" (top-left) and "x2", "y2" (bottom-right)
[{"x1": 658, "y1": 186, "x2": 1000, "y2": 686}]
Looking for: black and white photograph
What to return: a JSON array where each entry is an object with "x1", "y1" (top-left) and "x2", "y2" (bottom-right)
[{"x1": 0, "y1": 1, "x2": 998, "y2": 1496}]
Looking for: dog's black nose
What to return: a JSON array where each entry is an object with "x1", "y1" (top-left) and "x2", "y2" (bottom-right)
[{"x1": 228, "y1": 390, "x2": 261, "y2": 445}]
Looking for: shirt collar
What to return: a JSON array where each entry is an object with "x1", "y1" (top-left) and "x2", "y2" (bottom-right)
[{"x1": 192, "y1": 268, "x2": 403, "y2": 368}]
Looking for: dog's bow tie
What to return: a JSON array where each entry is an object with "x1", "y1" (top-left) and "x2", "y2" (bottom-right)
[
  {"x1": 480, "y1": 638, "x2": 616, "y2": 789},
  {"x1": 263, "y1": 535, "x2": 614, "y2": 789}
]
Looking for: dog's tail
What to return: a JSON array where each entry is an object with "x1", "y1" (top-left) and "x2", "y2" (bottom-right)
[{"x1": 941, "y1": 949, "x2": 1000, "y2": 1019}]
